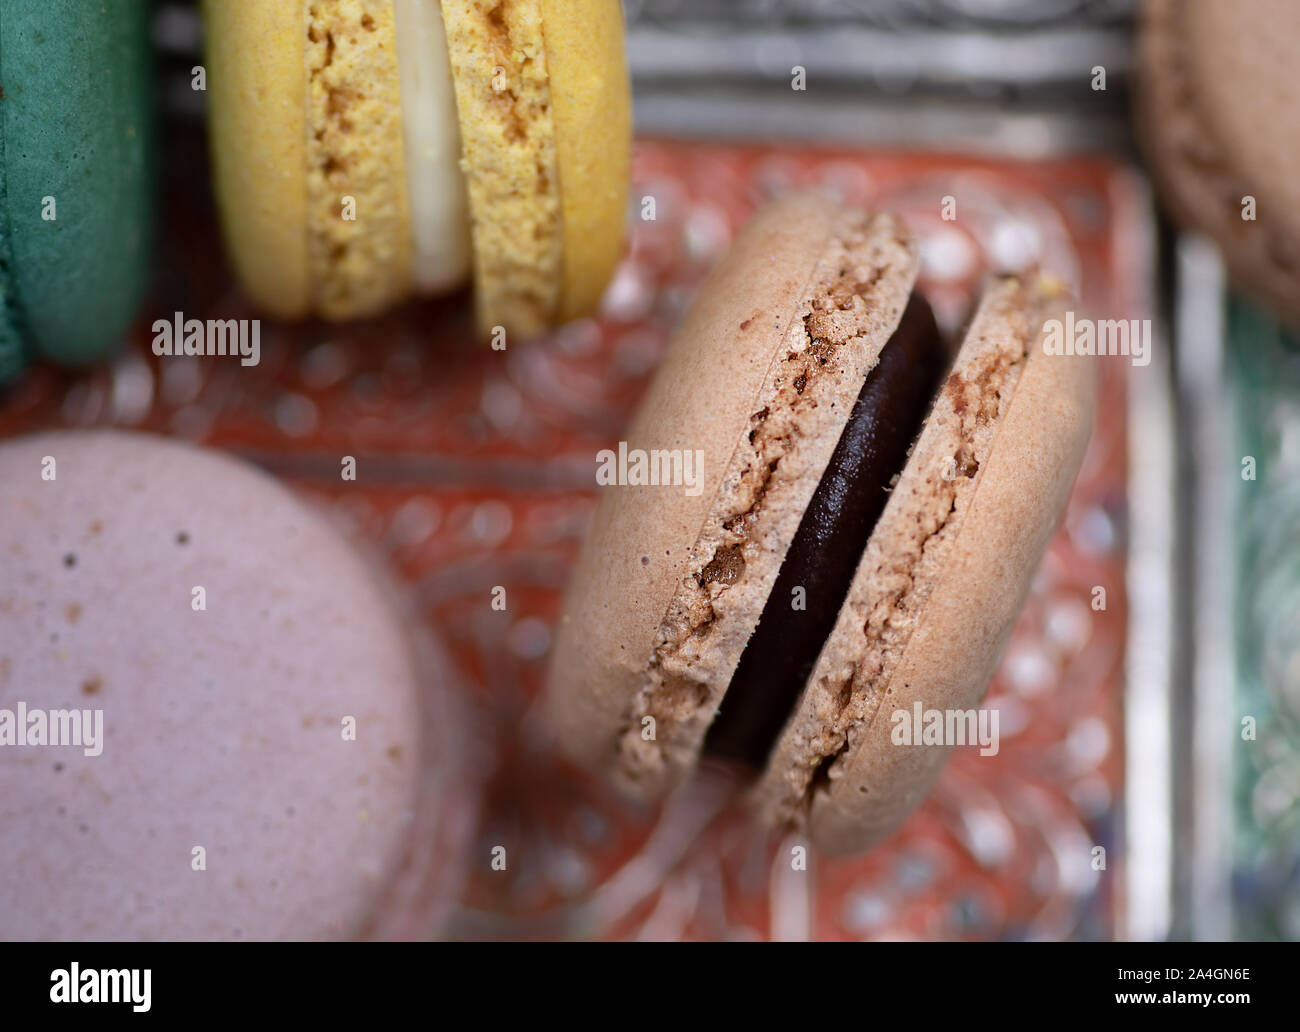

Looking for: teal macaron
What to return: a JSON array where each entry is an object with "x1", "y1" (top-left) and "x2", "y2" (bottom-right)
[{"x1": 0, "y1": 0, "x2": 154, "y2": 381}]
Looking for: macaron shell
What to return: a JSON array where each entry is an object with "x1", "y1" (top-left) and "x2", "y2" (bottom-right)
[
  {"x1": 304, "y1": 0, "x2": 412, "y2": 319},
  {"x1": 204, "y1": 0, "x2": 310, "y2": 319},
  {"x1": 206, "y1": 1, "x2": 413, "y2": 321},
  {"x1": 350, "y1": 599, "x2": 477, "y2": 941},
  {"x1": 442, "y1": 0, "x2": 563, "y2": 337},
  {"x1": 547, "y1": 196, "x2": 922, "y2": 801},
  {"x1": 781, "y1": 279, "x2": 1097, "y2": 856},
  {"x1": 548, "y1": 194, "x2": 840, "y2": 780},
  {"x1": 0, "y1": 99, "x2": 21, "y2": 381},
  {"x1": 621, "y1": 206, "x2": 920, "y2": 796},
  {"x1": 1137, "y1": 0, "x2": 1300, "y2": 325},
  {"x1": 0, "y1": 0, "x2": 153, "y2": 365},
  {"x1": 540, "y1": 0, "x2": 631, "y2": 323},
  {"x1": 0, "y1": 431, "x2": 424, "y2": 940},
  {"x1": 0, "y1": 224, "x2": 23, "y2": 381}
]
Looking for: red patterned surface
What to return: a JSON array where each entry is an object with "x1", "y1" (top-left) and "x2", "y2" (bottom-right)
[{"x1": 0, "y1": 130, "x2": 1140, "y2": 940}]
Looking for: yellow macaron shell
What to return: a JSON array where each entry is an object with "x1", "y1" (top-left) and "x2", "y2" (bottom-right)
[
  {"x1": 441, "y1": 0, "x2": 563, "y2": 338},
  {"x1": 306, "y1": 1, "x2": 413, "y2": 319},
  {"x1": 440, "y1": 0, "x2": 631, "y2": 336},
  {"x1": 204, "y1": 1, "x2": 310, "y2": 319},
  {"x1": 540, "y1": 0, "x2": 631, "y2": 324},
  {"x1": 207, "y1": 1, "x2": 412, "y2": 320}
]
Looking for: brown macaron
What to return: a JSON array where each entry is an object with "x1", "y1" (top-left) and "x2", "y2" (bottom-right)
[
  {"x1": 1137, "y1": 0, "x2": 1300, "y2": 326},
  {"x1": 546, "y1": 193, "x2": 1096, "y2": 856}
]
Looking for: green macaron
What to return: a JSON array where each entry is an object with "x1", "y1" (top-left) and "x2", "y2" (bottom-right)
[{"x1": 0, "y1": 0, "x2": 153, "y2": 380}]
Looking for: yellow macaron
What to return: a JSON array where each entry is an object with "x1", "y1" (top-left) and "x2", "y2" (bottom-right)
[{"x1": 204, "y1": 0, "x2": 631, "y2": 338}]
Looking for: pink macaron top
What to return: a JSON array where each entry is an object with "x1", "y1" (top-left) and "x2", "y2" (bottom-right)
[{"x1": 0, "y1": 430, "x2": 431, "y2": 940}]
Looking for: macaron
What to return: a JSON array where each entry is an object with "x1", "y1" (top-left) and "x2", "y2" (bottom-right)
[
  {"x1": 0, "y1": 430, "x2": 468, "y2": 940},
  {"x1": 1137, "y1": 0, "x2": 1300, "y2": 327},
  {"x1": 546, "y1": 194, "x2": 1097, "y2": 856},
  {"x1": 0, "y1": 0, "x2": 154, "y2": 380},
  {"x1": 204, "y1": 0, "x2": 631, "y2": 338}
]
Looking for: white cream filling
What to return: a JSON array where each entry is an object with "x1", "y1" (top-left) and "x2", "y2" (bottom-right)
[{"x1": 393, "y1": 0, "x2": 471, "y2": 292}]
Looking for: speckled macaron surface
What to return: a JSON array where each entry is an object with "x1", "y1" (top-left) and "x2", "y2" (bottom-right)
[
  {"x1": 0, "y1": 431, "x2": 425, "y2": 940},
  {"x1": 0, "y1": 1, "x2": 154, "y2": 370}
]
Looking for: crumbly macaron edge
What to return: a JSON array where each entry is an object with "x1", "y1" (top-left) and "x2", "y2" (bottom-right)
[
  {"x1": 808, "y1": 275, "x2": 1094, "y2": 854},
  {"x1": 544, "y1": 194, "x2": 840, "y2": 784},
  {"x1": 305, "y1": 0, "x2": 413, "y2": 319},
  {"x1": 441, "y1": 0, "x2": 563, "y2": 338},
  {"x1": 748, "y1": 276, "x2": 1052, "y2": 836},
  {"x1": 613, "y1": 211, "x2": 920, "y2": 796}
]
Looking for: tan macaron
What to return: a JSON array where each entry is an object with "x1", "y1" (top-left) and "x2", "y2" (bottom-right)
[
  {"x1": 546, "y1": 193, "x2": 1097, "y2": 856},
  {"x1": 1137, "y1": 0, "x2": 1300, "y2": 327}
]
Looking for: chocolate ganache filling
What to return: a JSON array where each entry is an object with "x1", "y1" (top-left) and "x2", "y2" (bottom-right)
[{"x1": 703, "y1": 291, "x2": 949, "y2": 769}]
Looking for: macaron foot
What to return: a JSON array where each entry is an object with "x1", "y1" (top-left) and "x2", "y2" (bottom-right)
[
  {"x1": 442, "y1": 0, "x2": 563, "y2": 338},
  {"x1": 305, "y1": 0, "x2": 413, "y2": 320}
]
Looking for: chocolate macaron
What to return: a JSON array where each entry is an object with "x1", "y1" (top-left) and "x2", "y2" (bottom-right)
[{"x1": 546, "y1": 194, "x2": 1097, "y2": 855}]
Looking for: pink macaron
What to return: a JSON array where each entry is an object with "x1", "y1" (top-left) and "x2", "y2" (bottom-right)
[{"x1": 0, "y1": 430, "x2": 472, "y2": 940}]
